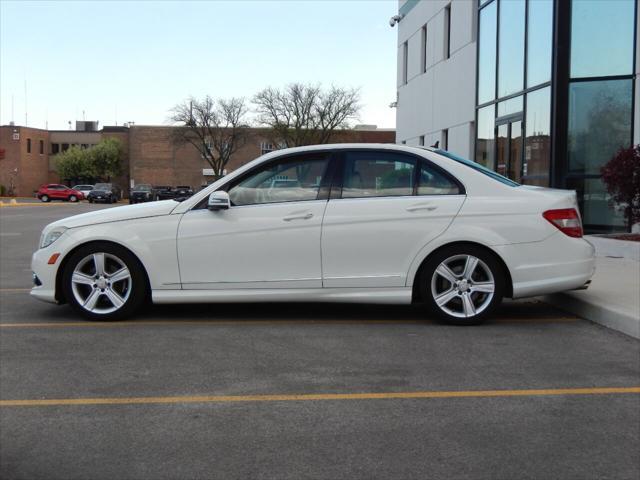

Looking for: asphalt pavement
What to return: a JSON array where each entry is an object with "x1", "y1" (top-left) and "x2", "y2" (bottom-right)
[{"x1": 1, "y1": 203, "x2": 639, "y2": 480}]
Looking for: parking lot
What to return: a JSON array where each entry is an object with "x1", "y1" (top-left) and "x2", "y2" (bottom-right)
[{"x1": 1, "y1": 202, "x2": 639, "y2": 480}]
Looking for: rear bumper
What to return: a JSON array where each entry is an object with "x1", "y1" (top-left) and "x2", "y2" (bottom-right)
[{"x1": 495, "y1": 233, "x2": 596, "y2": 299}]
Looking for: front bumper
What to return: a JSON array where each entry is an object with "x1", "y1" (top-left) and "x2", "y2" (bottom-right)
[{"x1": 30, "y1": 243, "x2": 65, "y2": 304}]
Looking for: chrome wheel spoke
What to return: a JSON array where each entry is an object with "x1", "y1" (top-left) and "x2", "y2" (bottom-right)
[
  {"x1": 109, "y1": 267, "x2": 130, "y2": 284},
  {"x1": 93, "y1": 253, "x2": 105, "y2": 276},
  {"x1": 83, "y1": 289, "x2": 101, "y2": 311},
  {"x1": 104, "y1": 288, "x2": 124, "y2": 308},
  {"x1": 461, "y1": 292, "x2": 476, "y2": 317},
  {"x1": 435, "y1": 288, "x2": 458, "y2": 307},
  {"x1": 435, "y1": 264, "x2": 458, "y2": 284},
  {"x1": 471, "y1": 282, "x2": 495, "y2": 294},
  {"x1": 72, "y1": 272, "x2": 94, "y2": 286},
  {"x1": 462, "y1": 256, "x2": 478, "y2": 281}
]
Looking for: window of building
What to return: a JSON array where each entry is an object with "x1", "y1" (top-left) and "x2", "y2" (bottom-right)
[
  {"x1": 51, "y1": 144, "x2": 60, "y2": 155},
  {"x1": 570, "y1": 0, "x2": 635, "y2": 78},
  {"x1": 260, "y1": 142, "x2": 275, "y2": 155},
  {"x1": 342, "y1": 152, "x2": 416, "y2": 198},
  {"x1": 420, "y1": 25, "x2": 428, "y2": 73},
  {"x1": 475, "y1": 104, "x2": 495, "y2": 169},
  {"x1": 567, "y1": 79, "x2": 632, "y2": 176},
  {"x1": 418, "y1": 135, "x2": 425, "y2": 146},
  {"x1": 497, "y1": 95, "x2": 523, "y2": 118},
  {"x1": 228, "y1": 155, "x2": 329, "y2": 206},
  {"x1": 402, "y1": 41, "x2": 408, "y2": 84},
  {"x1": 497, "y1": 0, "x2": 525, "y2": 98},
  {"x1": 477, "y1": 0, "x2": 497, "y2": 104},
  {"x1": 444, "y1": 4, "x2": 451, "y2": 59},
  {"x1": 523, "y1": 86, "x2": 551, "y2": 186},
  {"x1": 39, "y1": 140, "x2": 44, "y2": 155},
  {"x1": 441, "y1": 129, "x2": 449, "y2": 150},
  {"x1": 61, "y1": 143, "x2": 69, "y2": 152},
  {"x1": 526, "y1": 0, "x2": 553, "y2": 88},
  {"x1": 27, "y1": 138, "x2": 31, "y2": 153}
]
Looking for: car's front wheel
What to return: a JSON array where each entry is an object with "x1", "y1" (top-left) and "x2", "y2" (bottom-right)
[
  {"x1": 420, "y1": 245, "x2": 504, "y2": 325},
  {"x1": 62, "y1": 243, "x2": 147, "y2": 321},
  {"x1": 40, "y1": 195, "x2": 50, "y2": 202},
  {"x1": 68, "y1": 195, "x2": 78, "y2": 202}
]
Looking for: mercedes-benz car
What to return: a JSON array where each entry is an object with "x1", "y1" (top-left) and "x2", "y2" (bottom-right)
[{"x1": 31, "y1": 144, "x2": 595, "y2": 324}]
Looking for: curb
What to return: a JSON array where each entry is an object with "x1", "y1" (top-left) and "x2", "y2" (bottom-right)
[
  {"x1": 544, "y1": 292, "x2": 640, "y2": 339},
  {"x1": 585, "y1": 235, "x2": 640, "y2": 261}
]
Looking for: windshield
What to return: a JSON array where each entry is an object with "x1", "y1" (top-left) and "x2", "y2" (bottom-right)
[
  {"x1": 134, "y1": 184, "x2": 152, "y2": 191},
  {"x1": 94, "y1": 183, "x2": 112, "y2": 190},
  {"x1": 425, "y1": 148, "x2": 520, "y2": 187}
]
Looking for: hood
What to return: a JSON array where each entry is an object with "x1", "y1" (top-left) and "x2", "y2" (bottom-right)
[{"x1": 48, "y1": 200, "x2": 178, "y2": 229}]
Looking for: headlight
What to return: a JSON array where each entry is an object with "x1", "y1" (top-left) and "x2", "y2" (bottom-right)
[{"x1": 40, "y1": 227, "x2": 67, "y2": 249}]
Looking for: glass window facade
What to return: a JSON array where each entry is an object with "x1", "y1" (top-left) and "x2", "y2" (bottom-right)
[
  {"x1": 568, "y1": 79, "x2": 633, "y2": 175},
  {"x1": 570, "y1": 0, "x2": 635, "y2": 78},
  {"x1": 524, "y1": 87, "x2": 551, "y2": 185},
  {"x1": 526, "y1": 0, "x2": 552, "y2": 87},
  {"x1": 475, "y1": 0, "x2": 637, "y2": 232},
  {"x1": 497, "y1": 0, "x2": 525, "y2": 98},
  {"x1": 475, "y1": 105, "x2": 495, "y2": 169},
  {"x1": 477, "y1": 1, "x2": 497, "y2": 104}
]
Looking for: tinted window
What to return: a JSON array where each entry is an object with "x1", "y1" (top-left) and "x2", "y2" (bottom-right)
[
  {"x1": 434, "y1": 149, "x2": 519, "y2": 187},
  {"x1": 475, "y1": 104, "x2": 496, "y2": 169},
  {"x1": 526, "y1": 0, "x2": 552, "y2": 87},
  {"x1": 524, "y1": 86, "x2": 551, "y2": 186},
  {"x1": 418, "y1": 162, "x2": 461, "y2": 195},
  {"x1": 229, "y1": 154, "x2": 329, "y2": 206},
  {"x1": 570, "y1": 0, "x2": 635, "y2": 78},
  {"x1": 497, "y1": 0, "x2": 525, "y2": 97},
  {"x1": 477, "y1": 1, "x2": 497, "y2": 104},
  {"x1": 568, "y1": 79, "x2": 632, "y2": 175},
  {"x1": 342, "y1": 152, "x2": 416, "y2": 198}
]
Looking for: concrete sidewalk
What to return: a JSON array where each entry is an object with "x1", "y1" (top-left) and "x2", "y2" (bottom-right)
[{"x1": 545, "y1": 239, "x2": 640, "y2": 339}]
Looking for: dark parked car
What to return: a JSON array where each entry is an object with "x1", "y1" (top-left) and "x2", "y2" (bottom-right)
[
  {"x1": 153, "y1": 186, "x2": 174, "y2": 201},
  {"x1": 37, "y1": 184, "x2": 84, "y2": 203},
  {"x1": 129, "y1": 184, "x2": 154, "y2": 204},
  {"x1": 174, "y1": 185, "x2": 194, "y2": 199},
  {"x1": 87, "y1": 183, "x2": 121, "y2": 204}
]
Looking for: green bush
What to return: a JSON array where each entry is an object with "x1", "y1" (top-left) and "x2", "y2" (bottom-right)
[{"x1": 0, "y1": 184, "x2": 6, "y2": 196}]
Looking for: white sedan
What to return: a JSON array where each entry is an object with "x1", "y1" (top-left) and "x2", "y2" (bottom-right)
[{"x1": 31, "y1": 144, "x2": 595, "y2": 325}]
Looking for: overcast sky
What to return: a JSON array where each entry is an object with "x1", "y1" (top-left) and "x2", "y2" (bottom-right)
[{"x1": 0, "y1": 0, "x2": 398, "y2": 131}]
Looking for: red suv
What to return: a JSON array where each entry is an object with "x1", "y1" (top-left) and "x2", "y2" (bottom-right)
[{"x1": 37, "y1": 184, "x2": 84, "y2": 203}]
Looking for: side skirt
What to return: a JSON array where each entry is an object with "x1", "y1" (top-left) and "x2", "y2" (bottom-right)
[{"x1": 152, "y1": 288, "x2": 412, "y2": 305}]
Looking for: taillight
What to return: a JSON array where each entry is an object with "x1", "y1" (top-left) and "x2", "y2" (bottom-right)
[{"x1": 543, "y1": 208, "x2": 583, "y2": 238}]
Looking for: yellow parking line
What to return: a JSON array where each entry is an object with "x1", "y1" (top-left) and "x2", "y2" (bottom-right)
[{"x1": 1, "y1": 386, "x2": 638, "y2": 407}]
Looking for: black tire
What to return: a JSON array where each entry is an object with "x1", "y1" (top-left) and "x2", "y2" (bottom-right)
[
  {"x1": 418, "y1": 244, "x2": 505, "y2": 326},
  {"x1": 88, "y1": 198, "x2": 93, "y2": 203},
  {"x1": 69, "y1": 195, "x2": 78, "y2": 202},
  {"x1": 40, "y1": 195, "x2": 50, "y2": 203},
  {"x1": 61, "y1": 242, "x2": 148, "y2": 321}
]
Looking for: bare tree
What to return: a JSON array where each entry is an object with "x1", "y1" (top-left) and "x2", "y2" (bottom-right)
[
  {"x1": 253, "y1": 83, "x2": 360, "y2": 148},
  {"x1": 171, "y1": 96, "x2": 250, "y2": 177}
]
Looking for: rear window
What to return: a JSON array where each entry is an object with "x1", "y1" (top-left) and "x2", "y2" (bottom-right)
[{"x1": 432, "y1": 149, "x2": 520, "y2": 187}]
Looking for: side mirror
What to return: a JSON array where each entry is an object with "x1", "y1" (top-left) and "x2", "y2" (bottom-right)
[{"x1": 208, "y1": 191, "x2": 230, "y2": 211}]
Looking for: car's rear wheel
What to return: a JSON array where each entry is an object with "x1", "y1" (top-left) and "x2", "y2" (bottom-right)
[
  {"x1": 420, "y1": 245, "x2": 504, "y2": 325},
  {"x1": 68, "y1": 195, "x2": 78, "y2": 202},
  {"x1": 40, "y1": 195, "x2": 50, "y2": 202},
  {"x1": 62, "y1": 243, "x2": 147, "y2": 321}
]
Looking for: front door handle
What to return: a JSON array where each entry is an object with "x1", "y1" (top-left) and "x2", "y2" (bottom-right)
[
  {"x1": 406, "y1": 204, "x2": 438, "y2": 212},
  {"x1": 283, "y1": 213, "x2": 314, "y2": 221}
]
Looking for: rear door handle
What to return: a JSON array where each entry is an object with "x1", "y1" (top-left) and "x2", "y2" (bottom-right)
[
  {"x1": 283, "y1": 213, "x2": 314, "y2": 221},
  {"x1": 406, "y1": 204, "x2": 438, "y2": 212}
]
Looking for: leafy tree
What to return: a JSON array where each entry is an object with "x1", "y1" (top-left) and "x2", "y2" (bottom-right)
[
  {"x1": 601, "y1": 145, "x2": 640, "y2": 231},
  {"x1": 55, "y1": 146, "x2": 95, "y2": 184},
  {"x1": 171, "y1": 96, "x2": 250, "y2": 178},
  {"x1": 253, "y1": 83, "x2": 361, "y2": 147},
  {"x1": 90, "y1": 138, "x2": 123, "y2": 181}
]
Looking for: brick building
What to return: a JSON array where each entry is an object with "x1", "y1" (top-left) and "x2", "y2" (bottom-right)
[{"x1": 0, "y1": 123, "x2": 394, "y2": 197}]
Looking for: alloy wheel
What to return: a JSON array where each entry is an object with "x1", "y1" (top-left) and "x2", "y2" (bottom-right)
[
  {"x1": 71, "y1": 252, "x2": 132, "y2": 314},
  {"x1": 430, "y1": 254, "x2": 495, "y2": 318}
]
